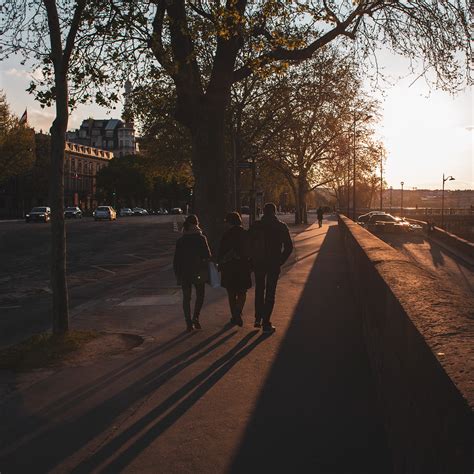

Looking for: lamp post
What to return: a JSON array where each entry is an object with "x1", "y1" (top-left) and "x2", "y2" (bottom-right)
[
  {"x1": 441, "y1": 173, "x2": 455, "y2": 229},
  {"x1": 346, "y1": 154, "x2": 350, "y2": 216},
  {"x1": 390, "y1": 186, "x2": 393, "y2": 211},
  {"x1": 380, "y1": 151, "x2": 383, "y2": 211},
  {"x1": 400, "y1": 181, "x2": 404, "y2": 217}
]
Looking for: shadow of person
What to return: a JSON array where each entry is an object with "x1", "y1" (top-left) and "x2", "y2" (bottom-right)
[
  {"x1": 0, "y1": 326, "x2": 238, "y2": 473},
  {"x1": 72, "y1": 330, "x2": 269, "y2": 473},
  {"x1": 428, "y1": 239, "x2": 445, "y2": 268}
]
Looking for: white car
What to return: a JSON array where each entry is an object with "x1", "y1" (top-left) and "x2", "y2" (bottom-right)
[
  {"x1": 133, "y1": 207, "x2": 148, "y2": 216},
  {"x1": 119, "y1": 208, "x2": 134, "y2": 217},
  {"x1": 94, "y1": 206, "x2": 116, "y2": 221}
]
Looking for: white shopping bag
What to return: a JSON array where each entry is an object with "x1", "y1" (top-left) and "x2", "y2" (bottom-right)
[{"x1": 208, "y1": 262, "x2": 221, "y2": 288}]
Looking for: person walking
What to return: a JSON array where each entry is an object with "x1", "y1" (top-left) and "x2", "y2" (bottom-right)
[
  {"x1": 249, "y1": 203, "x2": 293, "y2": 332},
  {"x1": 218, "y1": 212, "x2": 252, "y2": 326},
  {"x1": 173, "y1": 214, "x2": 211, "y2": 331},
  {"x1": 317, "y1": 206, "x2": 324, "y2": 228}
]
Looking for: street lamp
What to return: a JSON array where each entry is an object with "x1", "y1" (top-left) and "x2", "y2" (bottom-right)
[
  {"x1": 400, "y1": 181, "x2": 404, "y2": 217},
  {"x1": 389, "y1": 186, "x2": 393, "y2": 211},
  {"x1": 379, "y1": 150, "x2": 384, "y2": 211},
  {"x1": 441, "y1": 173, "x2": 455, "y2": 229}
]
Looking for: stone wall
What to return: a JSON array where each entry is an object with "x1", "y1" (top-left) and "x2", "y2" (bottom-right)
[{"x1": 338, "y1": 215, "x2": 473, "y2": 473}]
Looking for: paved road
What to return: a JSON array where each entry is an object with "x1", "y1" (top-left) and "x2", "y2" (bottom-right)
[
  {"x1": 0, "y1": 215, "x2": 184, "y2": 347},
  {"x1": 0, "y1": 216, "x2": 390, "y2": 473}
]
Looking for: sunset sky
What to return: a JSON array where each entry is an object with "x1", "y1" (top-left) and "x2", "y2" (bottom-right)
[{"x1": 1, "y1": 50, "x2": 472, "y2": 191}]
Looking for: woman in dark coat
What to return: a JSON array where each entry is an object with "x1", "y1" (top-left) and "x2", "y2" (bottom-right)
[
  {"x1": 173, "y1": 214, "x2": 211, "y2": 331},
  {"x1": 218, "y1": 212, "x2": 252, "y2": 326}
]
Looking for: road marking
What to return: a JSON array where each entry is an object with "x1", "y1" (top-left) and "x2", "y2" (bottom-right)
[
  {"x1": 0, "y1": 305, "x2": 21, "y2": 310},
  {"x1": 91, "y1": 265, "x2": 116, "y2": 275},
  {"x1": 118, "y1": 294, "x2": 180, "y2": 306},
  {"x1": 126, "y1": 254, "x2": 147, "y2": 261}
]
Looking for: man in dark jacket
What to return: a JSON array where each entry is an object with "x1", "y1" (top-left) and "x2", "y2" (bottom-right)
[{"x1": 251, "y1": 202, "x2": 293, "y2": 332}]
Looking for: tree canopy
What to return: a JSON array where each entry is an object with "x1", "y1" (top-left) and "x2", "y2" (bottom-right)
[{"x1": 0, "y1": 91, "x2": 36, "y2": 184}]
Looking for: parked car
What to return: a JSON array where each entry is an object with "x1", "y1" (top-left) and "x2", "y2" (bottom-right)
[
  {"x1": 119, "y1": 208, "x2": 134, "y2": 217},
  {"x1": 133, "y1": 207, "x2": 148, "y2": 216},
  {"x1": 356, "y1": 211, "x2": 386, "y2": 225},
  {"x1": 240, "y1": 206, "x2": 250, "y2": 215},
  {"x1": 25, "y1": 206, "x2": 51, "y2": 223},
  {"x1": 64, "y1": 206, "x2": 82, "y2": 219},
  {"x1": 365, "y1": 213, "x2": 412, "y2": 233},
  {"x1": 170, "y1": 207, "x2": 183, "y2": 215},
  {"x1": 93, "y1": 206, "x2": 116, "y2": 221}
]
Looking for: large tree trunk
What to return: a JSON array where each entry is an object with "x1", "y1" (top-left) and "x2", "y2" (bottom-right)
[
  {"x1": 295, "y1": 175, "x2": 308, "y2": 225},
  {"x1": 191, "y1": 105, "x2": 229, "y2": 253},
  {"x1": 49, "y1": 71, "x2": 69, "y2": 334}
]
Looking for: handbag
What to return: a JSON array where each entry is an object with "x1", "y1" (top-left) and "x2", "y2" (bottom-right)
[{"x1": 208, "y1": 261, "x2": 221, "y2": 288}]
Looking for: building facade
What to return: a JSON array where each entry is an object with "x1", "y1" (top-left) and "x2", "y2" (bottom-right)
[
  {"x1": 66, "y1": 118, "x2": 137, "y2": 157},
  {"x1": 64, "y1": 142, "x2": 114, "y2": 210}
]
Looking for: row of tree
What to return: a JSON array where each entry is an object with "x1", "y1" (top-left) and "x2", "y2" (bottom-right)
[{"x1": 1, "y1": 0, "x2": 469, "y2": 333}]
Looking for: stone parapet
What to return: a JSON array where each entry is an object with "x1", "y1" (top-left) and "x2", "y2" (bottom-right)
[{"x1": 339, "y1": 215, "x2": 473, "y2": 473}]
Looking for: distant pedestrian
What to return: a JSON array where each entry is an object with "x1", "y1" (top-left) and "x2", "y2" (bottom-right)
[
  {"x1": 317, "y1": 206, "x2": 324, "y2": 228},
  {"x1": 173, "y1": 214, "x2": 211, "y2": 332},
  {"x1": 248, "y1": 203, "x2": 293, "y2": 332},
  {"x1": 218, "y1": 212, "x2": 252, "y2": 326}
]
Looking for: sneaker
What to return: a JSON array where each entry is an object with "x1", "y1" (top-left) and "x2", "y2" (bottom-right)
[
  {"x1": 186, "y1": 322, "x2": 194, "y2": 332},
  {"x1": 254, "y1": 319, "x2": 262, "y2": 328},
  {"x1": 262, "y1": 323, "x2": 276, "y2": 333},
  {"x1": 192, "y1": 319, "x2": 202, "y2": 330},
  {"x1": 235, "y1": 316, "x2": 243, "y2": 327}
]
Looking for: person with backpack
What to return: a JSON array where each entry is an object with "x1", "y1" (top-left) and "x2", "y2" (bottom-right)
[
  {"x1": 218, "y1": 212, "x2": 252, "y2": 326},
  {"x1": 173, "y1": 214, "x2": 212, "y2": 332},
  {"x1": 249, "y1": 203, "x2": 293, "y2": 332}
]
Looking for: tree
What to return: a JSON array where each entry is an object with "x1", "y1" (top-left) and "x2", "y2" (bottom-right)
[
  {"x1": 236, "y1": 50, "x2": 379, "y2": 224},
  {"x1": 1, "y1": 1, "x2": 91, "y2": 334},
  {"x1": 0, "y1": 92, "x2": 36, "y2": 184},
  {"x1": 74, "y1": 0, "x2": 470, "y2": 245},
  {"x1": 129, "y1": 81, "x2": 194, "y2": 185},
  {"x1": 96, "y1": 154, "x2": 153, "y2": 205}
]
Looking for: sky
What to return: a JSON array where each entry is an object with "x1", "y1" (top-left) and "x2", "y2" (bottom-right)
[{"x1": 0, "y1": 51, "x2": 472, "y2": 191}]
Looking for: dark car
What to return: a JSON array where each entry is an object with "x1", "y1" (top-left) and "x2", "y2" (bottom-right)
[
  {"x1": 365, "y1": 213, "x2": 411, "y2": 233},
  {"x1": 356, "y1": 211, "x2": 386, "y2": 225},
  {"x1": 170, "y1": 207, "x2": 183, "y2": 215},
  {"x1": 240, "y1": 206, "x2": 250, "y2": 215},
  {"x1": 25, "y1": 206, "x2": 51, "y2": 223},
  {"x1": 64, "y1": 206, "x2": 82, "y2": 219}
]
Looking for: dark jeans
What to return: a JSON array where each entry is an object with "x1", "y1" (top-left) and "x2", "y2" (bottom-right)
[
  {"x1": 226, "y1": 289, "x2": 247, "y2": 319},
  {"x1": 181, "y1": 281, "x2": 205, "y2": 322},
  {"x1": 254, "y1": 266, "x2": 280, "y2": 324}
]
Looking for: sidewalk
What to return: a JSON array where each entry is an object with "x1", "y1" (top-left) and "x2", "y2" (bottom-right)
[{"x1": 0, "y1": 217, "x2": 390, "y2": 473}]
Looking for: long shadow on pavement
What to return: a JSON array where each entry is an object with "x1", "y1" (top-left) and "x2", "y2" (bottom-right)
[
  {"x1": 73, "y1": 330, "x2": 270, "y2": 473},
  {"x1": 230, "y1": 225, "x2": 391, "y2": 474},
  {"x1": 0, "y1": 326, "x2": 240, "y2": 472}
]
